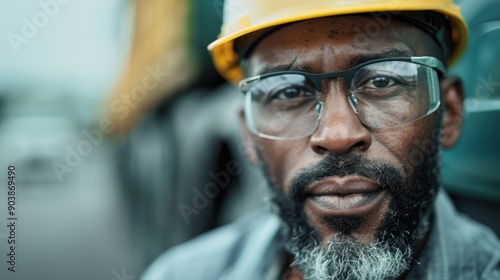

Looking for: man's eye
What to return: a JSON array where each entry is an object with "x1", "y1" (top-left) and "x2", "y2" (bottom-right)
[
  {"x1": 271, "y1": 86, "x2": 312, "y2": 101},
  {"x1": 365, "y1": 76, "x2": 396, "y2": 88},
  {"x1": 277, "y1": 87, "x2": 301, "y2": 100}
]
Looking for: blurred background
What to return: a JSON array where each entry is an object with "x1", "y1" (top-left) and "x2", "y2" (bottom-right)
[{"x1": 0, "y1": 0, "x2": 498, "y2": 279}]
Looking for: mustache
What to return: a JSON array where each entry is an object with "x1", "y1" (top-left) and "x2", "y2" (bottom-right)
[{"x1": 290, "y1": 152, "x2": 404, "y2": 200}]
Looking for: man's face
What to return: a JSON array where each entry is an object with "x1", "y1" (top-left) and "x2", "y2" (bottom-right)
[{"x1": 242, "y1": 15, "x2": 462, "y2": 279}]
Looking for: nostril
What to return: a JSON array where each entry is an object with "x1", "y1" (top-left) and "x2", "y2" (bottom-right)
[
  {"x1": 312, "y1": 144, "x2": 328, "y2": 155},
  {"x1": 311, "y1": 137, "x2": 368, "y2": 155},
  {"x1": 352, "y1": 140, "x2": 367, "y2": 151}
]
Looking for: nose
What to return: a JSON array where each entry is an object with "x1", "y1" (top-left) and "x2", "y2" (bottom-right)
[{"x1": 310, "y1": 82, "x2": 372, "y2": 155}]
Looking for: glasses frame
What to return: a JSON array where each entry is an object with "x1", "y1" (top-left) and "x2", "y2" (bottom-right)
[{"x1": 240, "y1": 56, "x2": 446, "y2": 140}]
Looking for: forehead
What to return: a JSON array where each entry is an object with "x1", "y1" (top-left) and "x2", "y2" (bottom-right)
[{"x1": 247, "y1": 15, "x2": 427, "y2": 75}]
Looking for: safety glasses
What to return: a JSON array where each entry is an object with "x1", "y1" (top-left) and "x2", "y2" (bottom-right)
[{"x1": 240, "y1": 56, "x2": 445, "y2": 140}]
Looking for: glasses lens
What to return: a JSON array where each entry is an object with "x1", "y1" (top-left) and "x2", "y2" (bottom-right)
[
  {"x1": 245, "y1": 74, "x2": 320, "y2": 139},
  {"x1": 350, "y1": 61, "x2": 440, "y2": 127}
]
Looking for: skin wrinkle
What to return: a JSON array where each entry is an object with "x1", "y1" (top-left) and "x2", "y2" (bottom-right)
[{"x1": 240, "y1": 15, "x2": 462, "y2": 280}]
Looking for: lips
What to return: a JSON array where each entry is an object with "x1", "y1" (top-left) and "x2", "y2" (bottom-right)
[
  {"x1": 311, "y1": 192, "x2": 379, "y2": 210},
  {"x1": 304, "y1": 175, "x2": 387, "y2": 215}
]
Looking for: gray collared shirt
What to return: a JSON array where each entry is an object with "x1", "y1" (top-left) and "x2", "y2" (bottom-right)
[{"x1": 141, "y1": 191, "x2": 500, "y2": 280}]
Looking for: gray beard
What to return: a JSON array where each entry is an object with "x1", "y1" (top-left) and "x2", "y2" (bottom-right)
[
  {"x1": 290, "y1": 235, "x2": 412, "y2": 280},
  {"x1": 259, "y1": 145, "x2": 440, "y2": 280}
]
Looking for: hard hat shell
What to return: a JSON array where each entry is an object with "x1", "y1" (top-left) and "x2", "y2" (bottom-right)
[{"x1": 208, "y1": 0, "x2": 468, "y2": 84}]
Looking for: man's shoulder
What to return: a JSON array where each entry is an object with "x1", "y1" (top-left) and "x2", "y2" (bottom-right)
[
  {"x1": 140, "y1": 211, "x2": 280, "y2": 280},
  {"x1": 452, "y1": 212, "x2": 500, "y2": 277},
  {"x1": 429, "y1": 192, "x2": 500, "y2": 279},
  {"x1": 438, "y1": 194, "x2": 500, "y2": 255}
]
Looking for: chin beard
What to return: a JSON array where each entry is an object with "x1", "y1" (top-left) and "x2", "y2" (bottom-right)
[
  {"x1": 260, "y1": 146, "x2": 440, "y2": 280},
  {"x1": 291, "y1": 236, "x2": 413, "y2": 280}
]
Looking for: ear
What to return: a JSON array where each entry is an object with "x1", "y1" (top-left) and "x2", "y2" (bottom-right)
[
  {"x1": 441, "y1": 77, "x2": 464, "y2": 148},
  {"x1": 239, "y1": 108, "x2": 259, "y2": 165}
]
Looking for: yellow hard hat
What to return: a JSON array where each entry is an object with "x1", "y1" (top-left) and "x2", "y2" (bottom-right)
[{"x1": 208, "y1": 0, "x2": 468, "y2": 84}]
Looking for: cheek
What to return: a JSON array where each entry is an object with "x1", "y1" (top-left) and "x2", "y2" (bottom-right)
[
  {"x1": 372, "y1": 115, "x2": 441, "y2": 178},
  {"x1": 256, "y1": 114, "x2": 441, "y2": 192},
  {"x1": 255, "y1": 138, "x2": 318, "y2": 191}
]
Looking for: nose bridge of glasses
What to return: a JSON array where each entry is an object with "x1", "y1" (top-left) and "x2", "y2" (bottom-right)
[
  {"x1": 311, "y1": 67, "x2": 365, "y2": 133},
  {"x1": 316, "y1": 82, "x2": 360, "y2": 126},
  {"x1": 311, "y1": 68, "x2": 354, "y2": 94},
  {"x1": 311, "y1": 89, "x2": 368, "y2": 150}
]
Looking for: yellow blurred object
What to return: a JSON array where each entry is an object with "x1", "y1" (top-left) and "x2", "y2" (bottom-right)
[
  {"x1": 105, "y1": 0, "x2": 197, "y2": 135},
  {"x1": 208, "y1": 0, "x2": 469, "y2": 84}
]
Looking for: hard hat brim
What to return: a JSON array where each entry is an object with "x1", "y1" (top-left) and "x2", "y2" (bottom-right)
[{"x1": 208, "y1": 3, "x2": 468, "y2": 84}]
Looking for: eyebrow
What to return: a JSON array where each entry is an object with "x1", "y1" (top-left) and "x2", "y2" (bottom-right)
[
  {"x1": 354, "y1": 49, "x2": 413, "y2": 64},
  {"x1": 255, "y1": 48, "x2": 413, "y2": 75},
  {"x1": 256, "y1": 58, "x2": 305, "y2": 75}
]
